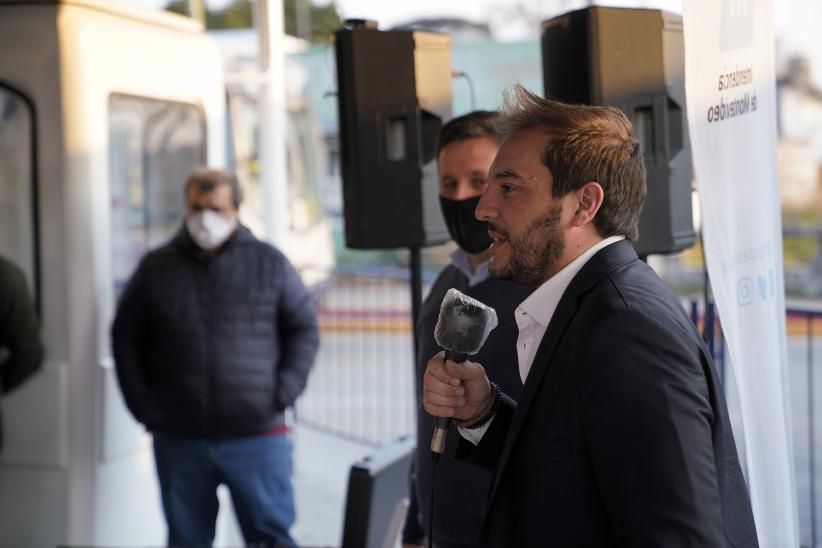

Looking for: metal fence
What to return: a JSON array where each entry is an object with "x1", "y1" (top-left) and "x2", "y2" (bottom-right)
[
  {"x1": 696, "y1": 300, "x2": 821, "y2": 548},
  {"x1": 787, "y1": 305, "x2": 821, "y2": 548},
  {"x1": 296, "y1": 268, "x2": 418, "y2": 447}
]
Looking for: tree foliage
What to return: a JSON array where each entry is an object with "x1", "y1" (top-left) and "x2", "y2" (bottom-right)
[{"x1": 165, "y1": 0, "x2": 341, "y2": 42}]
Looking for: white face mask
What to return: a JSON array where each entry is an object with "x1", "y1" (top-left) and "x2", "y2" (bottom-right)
[{"x1": 186, "y1": 209, "x2": 236, "y2": 250}]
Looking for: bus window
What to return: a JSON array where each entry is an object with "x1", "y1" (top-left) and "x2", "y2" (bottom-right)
[
  {"x1": 109, "y1": 95, "x2": 206, "y2": 296},
  {"x1": 0, "y1": 86, "x2": 37, "y2": 300}
]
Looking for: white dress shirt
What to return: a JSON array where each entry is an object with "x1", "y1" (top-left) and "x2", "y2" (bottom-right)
[{"x1": 459, "y1": 235, "x2": 626, "y2": 444}]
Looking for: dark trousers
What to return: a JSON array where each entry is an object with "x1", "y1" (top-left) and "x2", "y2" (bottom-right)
[{"x1": 153, "y1": 433, "x2": 295, "y2": 547}]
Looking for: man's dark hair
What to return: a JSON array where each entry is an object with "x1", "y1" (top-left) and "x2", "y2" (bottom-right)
[
  {"x1": 436, "y1": 110, "x2": 502, "y2": 157},
  {"x1": 498, "y1": 85, "x2": 647, "y2": 241},
  {"x1": 184, "y1": 168, "x2": 244, "y2": 209}
]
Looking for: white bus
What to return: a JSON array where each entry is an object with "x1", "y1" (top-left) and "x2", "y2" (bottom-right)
[{"x1": 0, "y1": 1, "x2": 253, "y2": 545}]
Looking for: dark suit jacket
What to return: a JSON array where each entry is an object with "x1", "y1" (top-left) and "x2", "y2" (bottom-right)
[{"x1": 457, "y1": 240, "x2": 758, "y2": 547}]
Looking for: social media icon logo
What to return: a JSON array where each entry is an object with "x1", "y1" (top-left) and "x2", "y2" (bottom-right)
[{"x1": 737, "y1": 277, "x2": 753, "y2": 306}]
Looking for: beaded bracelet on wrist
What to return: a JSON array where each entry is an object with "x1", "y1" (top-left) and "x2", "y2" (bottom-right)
[{"x1": 453, "y1": 382, "x2": 501, "y2": 430}]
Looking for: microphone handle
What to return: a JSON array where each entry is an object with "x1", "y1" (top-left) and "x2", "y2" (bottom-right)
[
  {"x1": 431, "y1": 350, "x2": 468, "y2": 456},
  {"x1": 444, "y1": 349, "x2": 468, "y2": 363}
]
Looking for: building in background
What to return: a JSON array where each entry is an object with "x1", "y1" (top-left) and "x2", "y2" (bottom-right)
[
  {"x1": 391, "y1": 17, "x2": 492, "y2": 41},
  {"x1": 778, "y1": 55, "x2": 822, "y2": 214},
  {"x1": 776, "y1": 54, "x2": 822, "y2": 296},
  {"x1": 210, "y1": 27, "x2": 335, "y2": 287}
]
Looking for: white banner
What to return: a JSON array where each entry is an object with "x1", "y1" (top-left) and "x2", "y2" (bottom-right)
[{"x1": 683, "y1": 1, "x2": 799, "y2": 546}]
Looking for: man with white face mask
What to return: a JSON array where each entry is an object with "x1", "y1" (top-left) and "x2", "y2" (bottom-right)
[{"x1": 112, "y1": 168, "x2": 319, "y2": 548}]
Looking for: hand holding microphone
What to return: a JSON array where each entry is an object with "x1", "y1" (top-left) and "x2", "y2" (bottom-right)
[{"x1": 426, "y1": 289, "x2": 497, "y2": 457}]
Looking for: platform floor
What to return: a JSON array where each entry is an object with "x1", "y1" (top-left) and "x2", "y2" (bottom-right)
[{"x1": 209, "y1": 424, "x2": 377, "y2": 548}]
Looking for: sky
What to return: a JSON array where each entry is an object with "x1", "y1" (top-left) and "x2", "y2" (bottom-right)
[
  {"x1": 333, "y1": 0, "x2": 822, "y2": 86},
  {"x1": 135, "y1": 0, "x2": 822, "y2": 87}
]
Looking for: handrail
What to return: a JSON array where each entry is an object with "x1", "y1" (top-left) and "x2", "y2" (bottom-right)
[{"x1": 787, "y1": 305, "x2": 822, "y2": 318}]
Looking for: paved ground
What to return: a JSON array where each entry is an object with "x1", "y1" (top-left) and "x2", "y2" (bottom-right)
[
  {"x1": 291, "y1": 426, "x2": 377, "y2": 547},
  {"x1": 210, "y1": 424, "x2": 380, "y2": 548}
]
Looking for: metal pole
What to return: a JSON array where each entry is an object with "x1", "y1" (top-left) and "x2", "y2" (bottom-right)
[
  {"x1": 409, "y1": 246, "x2": 423, "y2": 365},
  {"x1": 254, "y1": 0, "x2": 289, "y2": 247},
  {"x1": 809, "y1": 314, "x2": 817, "y2": 547},
  {"x1": 717, "y1": 326, "x2": 725, "y2": 387},
  {"x1": 690, "y1": 299, "x2": 699, "y2": 327},
  {"x1": 188, "y1": 0, "x2": 206, "y2": 27},
  {"x1": 296, "y1": 0, "x2": 311, "y2": 40},
  {"x1": 705, "y1": 300, "x2": 715, "y2": 356}
]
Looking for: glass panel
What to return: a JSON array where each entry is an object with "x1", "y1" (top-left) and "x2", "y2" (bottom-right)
[
  {"x1": 286, "y1": 108, "x2": 325, "y2": 231},
  {"x1": 109, "y1": 95, "x2": 206, "y2": 297},
  {"x1": 0, "y1": 86, "x2": 36, "y2": 295}
]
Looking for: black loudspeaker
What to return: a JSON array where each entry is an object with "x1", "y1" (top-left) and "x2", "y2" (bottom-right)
[
  {"x1": 341, "y1": 437, "x2": 415, "y2": 548},
  {"x1": 542, "y1": 7, "x2": 696, "y2": 256},
  {"x1": 335, "y1": 24, "x2": 452, "y2": 249}
]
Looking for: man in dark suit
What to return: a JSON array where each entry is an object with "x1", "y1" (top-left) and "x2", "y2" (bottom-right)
[
  {"x1": 402, "y1": 111, "x2": 532, "y2": 548},
  {"x1": 422, "y1": 86, "x2": 759, "y2": 547}
]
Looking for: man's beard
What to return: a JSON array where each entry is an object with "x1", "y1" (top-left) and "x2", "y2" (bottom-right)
[{"x1": 490, "y1": 205, "x2": 564, "y2": 286}]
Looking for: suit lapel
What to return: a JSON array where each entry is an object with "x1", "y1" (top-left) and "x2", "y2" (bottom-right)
[
  {"x1": 487, "y1": 240, "x2": 639, "y2": 504},
  {"x1": 487, "y1": 285, "x2": 579, "y2": 504}
]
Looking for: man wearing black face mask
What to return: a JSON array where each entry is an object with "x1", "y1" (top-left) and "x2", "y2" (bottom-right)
[{"x1": 402, "y1": 112, "x2": 533, "y2": 548}]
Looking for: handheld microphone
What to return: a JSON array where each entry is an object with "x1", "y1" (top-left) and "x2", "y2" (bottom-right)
[{"x1": 430, "y1": 288, "x2": 498, "y2": 457}]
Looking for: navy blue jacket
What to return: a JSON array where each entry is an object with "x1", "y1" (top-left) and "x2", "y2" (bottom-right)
[{"x1": 112, "y1": 224, "x2": 319, "y2": 438}]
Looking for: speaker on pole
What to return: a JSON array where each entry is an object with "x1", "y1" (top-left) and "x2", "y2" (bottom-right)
[
  {"x1": 542, "y1": 7, "x2": 696, "y2": 256},
  {"x1": 335, "y1": 23, "x2": 452, "y2": 249}
]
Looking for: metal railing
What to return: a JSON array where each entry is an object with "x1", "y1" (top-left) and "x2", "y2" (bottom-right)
[
  {"x1": 787, "y1": 305, "x2": 821, "y2": 548},
  {"x1": 696, "y1": 299, "x2": 821, "y2": 547},
  {"x1": 296, "y1": 268, "x2": 418, "y2": 447}
]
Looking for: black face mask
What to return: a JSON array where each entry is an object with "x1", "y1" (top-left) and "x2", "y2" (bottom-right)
[{"x1": 439, "y1": 194, "x2": 493, "y2": 254}]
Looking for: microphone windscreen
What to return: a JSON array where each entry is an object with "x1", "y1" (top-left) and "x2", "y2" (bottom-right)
[{"x1": 434, "y1": 288, "x2": 498, "y2": 355}]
